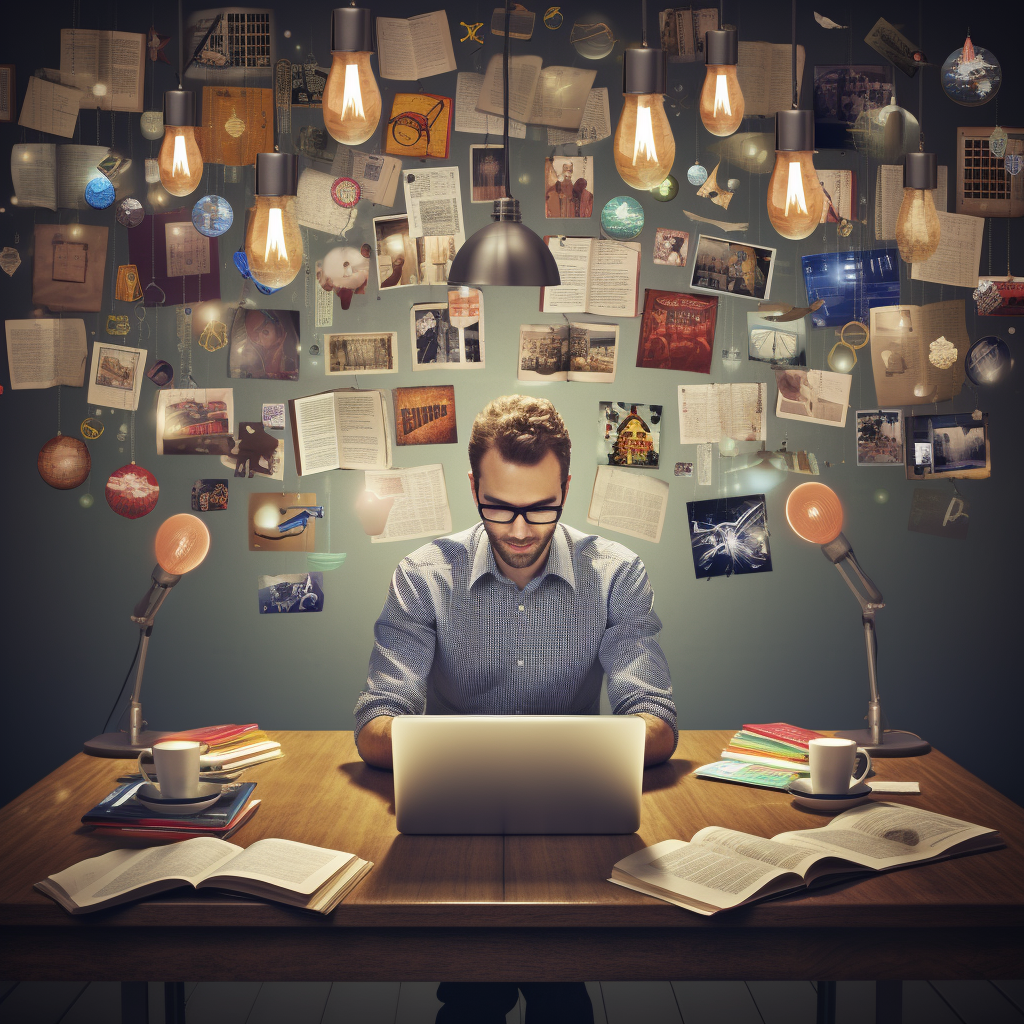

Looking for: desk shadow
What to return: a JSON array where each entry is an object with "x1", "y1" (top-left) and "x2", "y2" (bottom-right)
[
  {"x1": 643, "y1": 759, "x2": 693, "y2": 793},
  {"x1": 339, "y1": 760, "x2": 396, "y2": 815}
]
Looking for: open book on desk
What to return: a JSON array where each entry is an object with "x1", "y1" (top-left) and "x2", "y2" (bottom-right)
[
  {"x1": 37, "y1": 837, "x2": 373, "y2": 916},
  {"x1": 610, "y1": 802, "x2": 1001, "y2": 916}
]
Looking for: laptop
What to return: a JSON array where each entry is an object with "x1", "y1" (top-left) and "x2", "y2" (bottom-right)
[{"x1": 392, "y1": 715, "x2": 645, "y2": 835}]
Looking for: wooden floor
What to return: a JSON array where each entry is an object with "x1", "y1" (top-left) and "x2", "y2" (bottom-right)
[{"x1": 1, "y1": 979, "x2": 1022, "y2": 1023}]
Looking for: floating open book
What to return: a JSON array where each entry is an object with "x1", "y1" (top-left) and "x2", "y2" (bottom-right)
[{"x1": 609, "y1": 803, "x2": 1001, "y2": 916}]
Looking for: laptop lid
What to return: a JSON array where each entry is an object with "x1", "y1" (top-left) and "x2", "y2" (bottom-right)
[{"x1": 392, "y1": 715, "x2": 645, "y2": 835}]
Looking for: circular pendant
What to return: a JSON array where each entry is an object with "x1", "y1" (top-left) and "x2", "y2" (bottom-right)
[
  {"x1": 192, "y1": 194, "x2": 234, "y2": 237},
  {"x1": 543, "y1": 6, "x2": 563, "y2": 29},
  {"x1": 966, "y1": 336, "x2": 1012, "y2": 385},
  {"x1": 941, "y1": 40, "x2": 1001, "y2": 106},
  {"x1": 85, "y1": 176, "x2": 115, "y2": 209},
  {"x1": 80, "y1": 417, "x2": 104, "y2": 440},
  {"x1": 687, "y1": 162, "x2": 708, "y2": 186},
  {"x1": 838, "y1": 218, "x2": 854, "y2": 237},
  {"x1": 38, "y1": 435, "x2": 91, "y2": 489},
  {"x1": 79, "y1": 493, "x2": 95, "y2": 508},
  {"x1": 105, "y1": 464, "x2": 160, "y2": 519},
  {"x1": 140, "y1": 111, "x2": 164, "y2": 140},
  {"x1": 331, "y1": 176, "x2": 361, "y2": 208},
  {"x1": 600, "y1": 196, "x2": 645, "y2": 240},
  {"x1": 309, "y1": 343, "x2": 321, "y2": 356},
  {"x1": 116, "y1": 197, "x2": 145, "y2": 228},
  {"x1": 650, "y1": 175, "x2": 679, "y2": 202}
]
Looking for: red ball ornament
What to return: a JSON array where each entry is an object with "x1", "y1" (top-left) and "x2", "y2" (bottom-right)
[
  {"x1": 37, "y1": 435, "x2": 91, "y2": 489},
  {"x1": 105, "y1": 463, "x2": 160, "y2": 519}
]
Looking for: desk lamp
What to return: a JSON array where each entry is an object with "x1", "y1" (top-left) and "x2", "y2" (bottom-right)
[
  {"x1": 785, "y1": 482, "x2": 930, "y2": 756},
  {"x1": 84, "y1": 514, "x2": 211, "y2": 757}
]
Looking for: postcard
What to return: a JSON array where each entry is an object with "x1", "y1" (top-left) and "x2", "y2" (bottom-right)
[
  {"x1": 544, "y1": 156, "x2": 594, "y2": 218},
  {"x1": 856, "y1": 409, "x2": 904, "y2": 466},
  {"x1": 689, "y1": 235, "x2": 775, "y2": 300},
  {"x1": 327, "y1": 332, "x2": 398, "y2": 375},
  {"x1": 392, "y1": 385, "x2": 458, "y2": 446},
  {"x1": 87, "y1": 343, "x2": 146, "y2": 410},
  {"x1": 653, "y1": 228, "x2": 690, "y2": 267},
  {"x1": 747, "y1": 311, "x2": 806, "y2": 366},
  {"x1": 258, "y1": 572, "x2": 324, "y2": 613},
  {"x1": 156, "y1": 388, "x2": 235, "y2": 456},
  {"x1": 802, "y1": 248, "x2": 900, "y2": 327}
]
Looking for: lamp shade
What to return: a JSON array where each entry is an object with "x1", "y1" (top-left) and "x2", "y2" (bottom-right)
[
  {"x1": 786, "y1": 482, "x2": 843, "y2": 544},
  {"x1": 155, "y1": 514, "x2": 211, "y2": 574}
]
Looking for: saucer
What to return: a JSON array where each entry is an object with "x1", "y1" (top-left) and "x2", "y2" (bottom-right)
[
  {"x1": 137, "y1": 781, "x2": 223, "y2": 815},
  {"x1": 787, "y1": 778, "x2": 872, "y2": 813}
]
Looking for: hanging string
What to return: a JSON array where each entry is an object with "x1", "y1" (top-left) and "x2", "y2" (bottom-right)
[{"x1": 791, "y1": 0, "x2": 797, "y2": 109}]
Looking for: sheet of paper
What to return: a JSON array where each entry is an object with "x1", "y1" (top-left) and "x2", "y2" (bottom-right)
[
  {"x1": 56, "y1": 144, "x2": 110, "y2": 210},
  {"x1": 697, "y1": 442, "x2": 713, "y2": 485},
  {"x1": 10, "y1": 144, "x2": 57, "y2": 210},
  {"x1": 5, "y1": 319, "x2": 87, "y2": 388},
  {"x1": 165, "y1": 222, "x2": 211, "y2": 277},
  {"x1": 547, "y1": 88, "x2": 611, "y2": 146},
  {"x1": 293, "y1": 393, "x2": 341, "y2": 475},
  {"x1": 588, "y1": 241, "x2": 641, "y2": 318},
  {"x1": 296, "y1": 168, "x2": 359, "y2": 236},
  {"x1": 875, "y1": 165, "x2": 949, "y2": 239},
  {"x1": 0, "y1": 65, "x2": 13, "y2": 122},
  {"x1": 454, "y1": 73, "x2": 526, "y2": 138},
  {"x1": 477, "y1": 55, "x2": 542, "y2": 125},
  {"x1": 531, "y1": 66, "x2": 597, "y2": 130},
  {"x1": 403, "y1": 166, "x2": 465, "y2": 240},
  {"x1": 540, "y1": 237, "x2": 592, "y2": 313},
  {"x1": 376, "y1": 11, "x2": 456, "y2": 80},
  {"x1": 18, "y1": 77, "x2": 80, "y2": 137},
  {"x1": 367, "y1": 464, "x2": 452, "y2": 543},
  {"x1": 910, "y1": 212, "x2": 985, "y2": 288},
  {"x1": 86, "y1": 343, "x2": 147, "y2": 410},
  {"x1": 678, "y1": 384, "x2": 767, "y2": 444},
  {"x1": 736, "y1": 42, "x2": 804, "y2": 117},
  {"x1": 774, "y1": 368, "x2": 852, "y2": 428},
  {"x1": 587, "y1": 465, "x2": 668, "y2": 544},
  {"x1": 336, "y1": 390, "x2": 391, "y2": 470},
  {"x1": 331, "y1": 150, "x2": 402, "y2": 206}
]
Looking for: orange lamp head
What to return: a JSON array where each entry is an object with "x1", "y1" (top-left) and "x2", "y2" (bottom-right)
[
  {"x1": 786, "y1": 482, "x2": 844, "y2": 545},
  {"x1": 155, "y1": 514, "x2": 211, "y2": 575}
]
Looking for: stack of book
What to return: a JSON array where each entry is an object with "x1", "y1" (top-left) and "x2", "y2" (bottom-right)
[
  {"x1": 159, "y1": 723, "x2": 284, "y2": 773},
  {"x1": 696, "y1": 723, "x2": 826, "y2": 790},
  {"x1": 81, "y1": 781, "x2": 260, "y2": 841}
]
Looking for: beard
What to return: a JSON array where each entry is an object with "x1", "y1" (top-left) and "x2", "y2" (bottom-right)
[{"x1": 483, "y1": 521, "x2": 558, "y2": 570}]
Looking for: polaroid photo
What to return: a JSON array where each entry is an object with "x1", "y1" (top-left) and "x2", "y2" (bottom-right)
[
  {"x1": 373, "y1": 215, "x2": 418, "y2": 288},
  {"x1": 774, "y1": 368, "x2": 851, "y2": 429},
  {"x1": 689, "y1": 235, "x2": 775, "y2": 300},
  {"x1": 248, "y1": 492, "x2": 317, "y2": 552},
  {"x1": 228, "y1": 308, "x2": 300, "y2": 381},
  {"x1": 856, "y1": 409, "x2": 904, "y2": 466},
  {"x1": 905, "y1": 412, "x2": 991, "y2": 480},
  {"x1": 598, "y1": 402, "x2": 662, "y2": 469},
  {"x1": 258, "y1": 572, "x2": 325, "y2": 614},
  {"x1": 686, "y1": 495, "x2": 772, "y2": 579},
  {"x1": 221, "y1": 422, "x2": 284, "y2": 481},
  {"x1": 87, "y1": 343, "x2": 146, "y2": 411},
  {"x1": 653, "y1": 228, "x2": 690, "y2": 267},
  {"x1": 156, "y1": 388, "x2": 235, "y2": 456},
  {"x1": 470, "y1": 144, "x2": 507, "y2": 203},
  {"x1": 326, "y1": 332, "x2": 398, "y2": 375},
  {"x1": 747, "y1": 311, "x2": 806, "y2": 367},
  {"x1": 544, "y1": 156, "x2": 594, "y2": 218},
  {"x1": 674, "y1": 462, "x2": 694, "y2": 477}
]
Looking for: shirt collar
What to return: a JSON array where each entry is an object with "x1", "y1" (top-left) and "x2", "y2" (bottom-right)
[{"x1": 469, "y1": 523, "x2": 576, "y2": 591}]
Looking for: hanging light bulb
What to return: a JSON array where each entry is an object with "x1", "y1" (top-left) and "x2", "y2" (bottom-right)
[
  {"x1": 323, "y1": 6, "x2": 381, "y2": 146},
  {"x1": 244, "y1": 153, "x2": 303, "y2": 289},
  {"x1": 158, "y1": 90, "x2": 203, "y2": 197},
  {"x1": 614, "y1": 46, "x2": 675, "y2": 190},
  {"x1": 700, "y1": 29, "x2": 744, "y2": 137},
  {"x1": 895, "y1": 152, "x2": 941, "y2": 263},
  {"x1": 766, "y1": 109, "x2": 824, "y2": 239}
]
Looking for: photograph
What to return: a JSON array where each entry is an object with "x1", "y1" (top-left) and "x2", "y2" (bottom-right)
[
  {"x1": 598, "y1": 402, "x2": 662, "y2": 469},
  {"x1": 544, "y1": 156, "x2": 594, "y2": 218},
  {"x1": 569, "y1": 323, "x2": 618, "y2": 380},
  {"x1": 813, "y1": 64, "x2": 893, "y2": 148},
  {"x1": 689, "y1": 235, "x2": 775, "y2": 300},
  {"x1": 392, "y1": 385, "x2": 458, "y2": 446},
  {"x1": 228, "y1": 308, "x2": 300, "y2": 380},
  {"x1": 747, "y1": 311, "x2": 806, "y2": 366},
  {"x1": 221, "y1": 422, "x2": 284, "y2": 481},
  {"x1": 411, "y1": 305, "x2": 450, "y2": 366},
  {"x1": 686, "y1": 495, "x2": 773, "y2": 580},
  {"x1": 156, "y1": 388, "x2": 235, "y2": 456},
  {"x1": 94, "y1": 346, "x2": 140, "y2": 391},
  {"x1": 248, "y1": 492, "x2": 318, "y2": 552},
  {"x1": 327, "y1": 333, "x2": 398, "y2": 375},
  {"x1": 258, "y1": 572, "x2": 325, "y2": 614},
  {"x1": 924, "y1": 414, "x2": 989, "y2": 477},
  {"x1": 856, "y1": 409, "x2": 904, "y2": 466},
  {"x1": 653, "y1": 228, "x2": 690, "y2": 267},
  {"x1": 636, "y1": 289, "x2": 718, "y2": 374},
  {"x1": 191, "y1": 479, "x2": 229, "y2": 512},
  {"x1": 470, "y1": 144, "x2": 507, "y2": 203},
  {"x1": 519, "y1": 324, "x2": 570, "y2": 379},
  {"x1": 411, "y1": 293, "x2": 484, "y2": 369},
  {"x1": 774, "y1": 368, "x2": 852, "y2": 428},
  {"x1": 802, "y1": 249, "x2": 901, "y2": 327},
  {"x1": 374, "y1": 215, "x2": 419, "y2": 288}
]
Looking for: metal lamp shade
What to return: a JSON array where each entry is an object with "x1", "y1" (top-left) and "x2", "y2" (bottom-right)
[{"x1": 448, "y1": 218, "x2": 561, "y2": 287}]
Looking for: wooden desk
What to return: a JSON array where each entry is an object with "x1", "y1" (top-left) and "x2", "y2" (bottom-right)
[{"x1": 1, "y1": 731, "x2": 1022, "y2": 1006}]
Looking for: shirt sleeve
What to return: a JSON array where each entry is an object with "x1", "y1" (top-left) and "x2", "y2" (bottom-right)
[
  {"x1": 599, "y1": 557, "x2": 677, "y2": 749},
  {"x1": 353, "y1": 559, "x2": 437, "y2": 738}
]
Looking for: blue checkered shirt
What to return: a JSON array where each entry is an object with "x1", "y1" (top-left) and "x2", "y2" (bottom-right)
[{"x1": 354, "y1": 522, "x2": 676, "y2": 744}]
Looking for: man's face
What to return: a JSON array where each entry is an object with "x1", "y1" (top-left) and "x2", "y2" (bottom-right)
[{"x1": 470, "y1": 449, "x2": 570, "y2": 572}]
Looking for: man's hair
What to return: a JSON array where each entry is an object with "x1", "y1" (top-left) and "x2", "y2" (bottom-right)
[{"x1": 469, "y1": 395, "x2": 571, "y2": 487}]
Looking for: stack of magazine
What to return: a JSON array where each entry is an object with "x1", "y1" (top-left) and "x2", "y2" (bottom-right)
[
  {"x1": 696, "y1": 723, "x2": 825, "y2": 790},
  {"x1": 154, "y1": 723, "x2": 284, "y2": 776}
]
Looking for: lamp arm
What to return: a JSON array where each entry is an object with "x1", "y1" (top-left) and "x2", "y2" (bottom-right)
[{"x1": 131, "y1": 566, "x2": 182, "y2": 627}]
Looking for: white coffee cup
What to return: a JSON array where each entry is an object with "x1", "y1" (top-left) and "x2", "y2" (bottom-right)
[
  {"x1": 138, "y1": 740, "x2": 201, "y2": 799},
  {"x1": 808, "y1": 737, "x2": 872, "y2": 795}
]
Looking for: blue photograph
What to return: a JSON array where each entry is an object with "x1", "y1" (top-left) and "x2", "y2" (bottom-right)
[
  {"x1": 801, "y1": 249, "x2": 900, "y2": 327},
  {"x1": 257, "y1": 572, "x2": 325, "y2": 614}
]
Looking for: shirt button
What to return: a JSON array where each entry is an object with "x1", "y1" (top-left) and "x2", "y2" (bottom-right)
[
  {"x1": 517, "y1": 659, "x2": 524, "y2": 666},
  {"x1": 518, "y1": 605, "x2": 524, "y2": 611}
]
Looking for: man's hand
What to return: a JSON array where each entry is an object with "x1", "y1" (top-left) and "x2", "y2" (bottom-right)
[
  {"x1": 355, "y1": 715, "x2": 394, "y2": 769},
  {"x1": 638, "y1": 713, "x2": 675, "y2": 767}
]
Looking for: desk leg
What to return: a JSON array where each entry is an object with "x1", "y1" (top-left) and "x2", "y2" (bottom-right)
[
  {"x1": 121, "y1": 981, "x2": 148, "y2": 1024},
  {"x1": 164, "y1": 982, "x2": 186, "y2": 1024},
  {"x1": 815, "y1": 981, "x2": 836, "y2": 1024},
  {"x1": 876, "y1": 980, "x2": 903, "y2": 1024}
]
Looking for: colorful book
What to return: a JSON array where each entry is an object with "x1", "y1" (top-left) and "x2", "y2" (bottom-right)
[
  {"x1": 742, "y1": 723, "x2": 825, "y2": 749},
  {"x1": 87, "y1": 800, "x2": 261, "y2": 840},
  {"x1": 159, "y1": 723, "x2": 260, "y2": 746},
  {"x1": 696, "y1": 760, "x2": 802, "y2": 790},
  {"x1": 81, "y1": 781, "x2": 256, "y2": 829},
  {"x1": 719, "y1": 750, "x2": 811, "y2": 773}
]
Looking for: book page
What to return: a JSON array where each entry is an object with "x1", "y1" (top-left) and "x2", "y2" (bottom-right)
[
  {"x1": 454, "y1": 73, "x2": 526, "y2": 138},
  {"x1": 587, "y1": 466, "x2": 668, "y2": 543},
  {"x1": 367, "y1": 463, "x2": 453, "y2": 543},
  {"x1": 547, "y1": 88, "x2": 611, "y2": 146},
  {"x1": 56, "y1": 144, "x2": 110, "y2": 210},
  {"x1": 376, "y1": 12, "x2": 456, "y2": 80},
  {"x1": 876, "y1": 165, "x2": 949, "y2": 239},
  {"x1": 292, "y1": 393, "x2": 341, "y2": 475},
  {"x1": 691, "y1": 826, "x2": 829, "y2": 876},
  {"x1": 403, "y1": 166, "x2": 464, "y2": 239},
  {"x1": 677, "y1": 384, "x2": 721, "y2": 444},
  {"x1": 736, "y1": 42, "x2": 804, "y2": 117},
  {"x1": 204, "y1": 838, "x2": 354, "y2": 896},
  {"x1": 531, "y1": 66, "x2": 597, "y2": 130},
  {"x1": 588, "y1": 240, "x2": 641, "y2": 317},
  {"x1": 374, "y1": 18, "x2": 414, "y2": 80},
  {"x1": 910, "y1": 212, "x2": 985, "y2": 288},
  {"x1": 10, "y1": 144, "x2": 57, "y2": 210},
  {"x1": 59, "y1": 28, "x2": 100, "y2": 91},
  {"x1": 518, "y1": 324, "x2": 569, "y2": 382},
  {"x1": 476, "y1": 54, "x2": 543, "y2": 125},
  {"x1": 336, "y1": 390, "x2": 391, "y2": 470},
  {"x1": 680, "y1": 383, "x2": 770, "y2": 445},
  {"x1": 5, "y1": 319, "x2": 87, "y2": 389},
  {"x1": 296, "y1": 169, "x2": 358, "y2": 235},
  {"x1": 540, "y1": 236, "x2": 592, "y2": 313},
  {"x1": 98, "y1": 30, "x2": 145, "y2": 112},
  {"x1": 18, "y1": 77, "x2": 81, "y2": 137},
  {"x1": 566, "y1": 322, "x2": 617, "y2": 382},
  {"x1": 775, "y1": 368, "x2": 852, "y2": 428}
]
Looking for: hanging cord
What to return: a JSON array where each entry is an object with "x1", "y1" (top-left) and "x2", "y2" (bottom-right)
[
  {"x1": 791, "y1": 0, "x2": 797, "y2": 108},
  {"x1": 917, "y1": 0, "x2": 924, "y2": 148},
  {"x1": 502, "y1": 1, "x2": 512, "y2": 199},
  {"x1": 641, "y1": 0, "x2": 648, "y2": 47}
]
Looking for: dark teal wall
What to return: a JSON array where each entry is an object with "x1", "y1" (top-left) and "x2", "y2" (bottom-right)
[{"x1": 2, "y1": 0, "x2": 1021, "y2": 810}]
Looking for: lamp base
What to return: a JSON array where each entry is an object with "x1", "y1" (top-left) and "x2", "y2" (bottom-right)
[
  {"x1": 834, "y1": 728, "x2": 931, "y2": 757},
  {"x1": 83, "y1": 730, "x2": 173, "y2": 758}
]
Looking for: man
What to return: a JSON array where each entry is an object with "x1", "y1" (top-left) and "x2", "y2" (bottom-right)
[{"x1": 354, "y1": 395, "x2": 675, "y2": 1024}]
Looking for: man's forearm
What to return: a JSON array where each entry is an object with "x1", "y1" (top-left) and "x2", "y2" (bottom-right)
[
  {"x1": 356, "y1": 715, "x2": 394, "y2": 769},
  {"x1": 638, "y1": 713, "x2": 675, "y2": 767}
]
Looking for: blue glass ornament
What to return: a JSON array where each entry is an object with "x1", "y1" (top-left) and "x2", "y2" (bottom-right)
[
  {"x1": 233, "y1": 251, "x2": 282, "y2": 295},
  {"x1": 85, "y1": 176, "x2": 115, "y2": 209},
  {"x1": 192, "y1": 195, "x2": 233, "y2": 238},
  {"x1": 686, "y1": 162, "x2": 708, "y2": 186}
]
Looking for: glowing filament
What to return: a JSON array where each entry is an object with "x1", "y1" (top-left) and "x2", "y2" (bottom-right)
[
  {"x1": 784, "y1": 160, "x2": 808, "y2": 216},
  {"x1": 264, "y1": 208, "x2": 289, "y2": 263},
  {"x1": 171, "y1": 134, "x2": 191, "y2": 178},
  {"x1": 713, "y1": 74, "x2": 732, "y2": 116},
  {"x1": 632, "y1": 103, "x2": 658, "y2": 165},
  {"x1": 341, "y1": 63, "x2": 365, "y2": 119}
]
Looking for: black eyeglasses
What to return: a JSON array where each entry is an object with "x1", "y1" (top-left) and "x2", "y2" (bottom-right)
[{"x1": 476, "y1": 487, "x2": 565, "y2": 525}]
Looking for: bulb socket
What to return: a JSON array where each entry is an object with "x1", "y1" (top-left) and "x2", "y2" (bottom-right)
[
  {"x1": 775, "y1": 109, "x2": 815, "y2": 153},
  {"x1": 331, "y1": 6, "x2": 374, "y2": 52},
  {"x1": 705, "y1": 28, "x2": 738, "y2": 66},
  {"x1": 622, "y1": 46, "x2": 667, "y2": 95},
  {"x1": 254, "y1": 153, "x2": 298, "y2": 197},
  {"x1": 904, "y1": 151, "x2": 938, "y2": 190},
  {"x1": 163, "y1": 90, "x2": 197, "y2": 127},
  {"x1": 491, "y1": 197, "x2": 522, "y2": 223}
]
